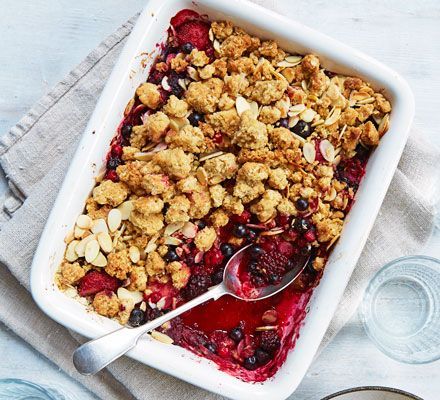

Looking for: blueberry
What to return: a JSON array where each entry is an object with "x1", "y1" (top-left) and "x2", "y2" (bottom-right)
[
  {"x1": 295, "y1": 198, "x2": 309, "y2": 211},
  {"x1": 291, "y1": 120, "x2": 312, "y2": 138},
  {"x1": 249, "y1": 245, "x2": 264, "y2": 259},
  {"x1": 121, "y1": 124, "x2": 132, "y2": 138},
  {"x1": 197, "y1": 220, "x2": 207, "y2": 229},
  {"x1": 188, "y1": 112, "x2": 205, "y2": 126},
  {"x1": 107, "y1": 157, "x2": 122, "y2": 170},
  {"x1": 164, "y1": 247, "x2": 180, "y2": 262},
  {"x1": 254, "y1": 348, "x2": 270, "y2": 365},
  {"x1": 205, "y1": 342, "x2": 217, "y2": 353},
  {"x1": 128, "y1": 308, "x2": 145, "y2": 327},
  {"x1": 278, "y1": 117, "x2": 289, "y2": 128},
  {"x1": 220, "y1": 243, "x2": 234, "y2": 258},
  {"x1": 168, "y1": 72, "x2": 185, "y2": 97},
  {"x1": 233, "y1": 224, "x2": 248, "y2": 238},
  {"x1": 229, "y1": 327, "x2": 244, "y2": 343},
  {"x1": 293, "y1": 218, "x2": 311, "y2": 233},
  {"x1": 243, "y1": 356, "x2": 258, "y2": 370},
  {"x1": 211, "y1": 269, "x2": 224, "y2": 285},
  {"x1": 181, "y1": 42, "x2": 194, "y2": 54}
]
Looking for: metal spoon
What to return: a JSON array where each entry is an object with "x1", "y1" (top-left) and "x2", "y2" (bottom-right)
[{"x1": 73, "y1": 243, "x2": 309, "y2": 375}]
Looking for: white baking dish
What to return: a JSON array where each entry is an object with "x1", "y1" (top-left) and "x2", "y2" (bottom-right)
[{"x1": 30, "y1": 0, "x2": 414, "y2": 398}]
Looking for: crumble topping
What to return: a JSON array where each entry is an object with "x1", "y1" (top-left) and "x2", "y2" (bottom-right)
[{"x1": 56, "y1": 10, "x2": 391, "y2": 381}]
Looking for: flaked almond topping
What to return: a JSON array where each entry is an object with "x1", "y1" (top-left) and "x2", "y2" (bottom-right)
[
  {"x1": 196, "y1": 167, "x2": 208, "y2": 185},
  {"x1": 255, "y1": 325, "x2": 278, "y2": 332},
  {"x1": 64, "y1": 230, "x2": 75, "y2": 244},
  {"x1": 74, "y1": 225, "x2": 86, "y2": 239},
  {"x1": 324, "y1": 107, "x2": 341, "y2": 126},
  {"x1": 139, "y1": 301, "x2": 147, "y2": 312},
  {"x1": 303, "y1": 142, "x2": 316, "y2": 163},
  {"x1": 117, "y1": 287, "x2": 143, "y2": 304},
  {"x1": 326, "y1": 233, "x2": 341, "y2": 251},
  {"x1": 117, "y1": 201, "x2": 134, "y2": 220},
  {"x1": 260, "y1": 228, "x2": 284, "y2": 236},
  {"x1": 164, "y1": 236, "x2": 182, "y2": 246},
  {"x1": 378, "y1": 113, "x2": 390, "y2": 136},
  {"x1": 156, "y1": 297, "x2": 166, "y2": 310},
  {"x1": 145, "y1": 234, "x2": 159, "y2": 254},
  {"x1": 300, "y1": 108, "x2": 316, "y2": 123},
  {"x1": 181, "y1": 222, "x2": 197, "y2": 238},
  {"x1": 76, "y1": 214, "x2": 92, "y2": 230},
  {"x1": 249, "y1": 101, "x2": 259, "y2": 118},
  {"x1": 187, "y1": 66, "x2": 199, "y2": 81},
  {"x1": 213, "y1": 39, "x2": 221, "y2": 52},
  {"x1": 311, "y1": 119, "x2": 324, "y2": 128},
  {"x1": 262, "y1": 310, "x2": 278, "y2": 324},
  {"x1": 65, "y1": 240, "x2": 79, "y2": 262},
  {"x1": 161, "y1": 76, "x2": 171, "y2": 91},
  {"x1": 129, "y1": 246, "x2": 140, "y2": 264},
  {"x1": 108, "y1": 209, "x2": 122, "y2": 232},
  {"x1": 277, "y1": 60, "x2": 296, "y2": 68},
  {"x1": 288, "y1": 103, "x2": 306, "y2": 116},
  {"x1": 75, "y1": 234, "x2": 96, "y2": 257},
  {"x1": 333, "y1": 154, "x2": 342, "y2": 166},
  {"x1": 199, "y1": 151, "x2": 224, "y2": 162},
  {"x1": 97, "y1": 232, "x2": 113, "y2": 253},
  {"x1": 164, "y1": 222, "x2": 185, "y2": 237},
  {"x1": 338, "y1": 124, "x2": 348, "y2": 140},
  {"x1": 208, "y1": 28, "x2": 214, "y2": 41},
  {"x1": 85, "y1": 239, "x2": 100, "y2": 263},
  {"x1": 356, "y1": 96, "x2": 375, "y2": 105},
  {"x1": 91, "y1": 252, "x2": 107, "y2": 267},
  {"x1": 124, "y1": 98, "x2": 135, "y2": 117},
  {"x1": 91, "y1": 219, "x2": 108, "y2": 235},
  {"x1": 324, "y1": 187, "x2": 337, "y2": 202},
  {"x1": 235, "y1": 96, "x2": 251, "y2": 116},
  {"x1": 151, "y1": 330, "x2": 174, "y2": 344},
  {"x1": 288, "y1": 116, "x2": 299, "y2": 128},
  {"x1": 169, "y1": 116, "x2": 189, "y2": 131},
  {"x1": 319, "y1": 140, "x2": 335, "y2": 162},
  {"x1": 178, "y1": 78, "x2": 187, "y2": 90},
  {"x1": 194, "y1": 251, "x2": 204, "y2": 264},
  {"x1": 64, "y1": 287, "x2": 78, "y2": 298},
  {"x1": 285, "y1": 55, "x2": 302, "y2": 64},
  {"x1": 301, "y1": 79, "x2": 308, "y2": 92},
  {"x1": 134, "y1": 151, "x2": 154, "y2": 161}
]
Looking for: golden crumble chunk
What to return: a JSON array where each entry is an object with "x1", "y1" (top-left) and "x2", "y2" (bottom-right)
[
  {"x1": 250, "y1": 189, "x2": 282, "y2": 222},
  {"x1": 163, "y1": 95, "x2": 188, "y2": 118},
  {"x1": 118, "y1": 298, "x2": 135, "y2": 325},
  {"x1": 129, "y1": 211, "x2": 164, "y2": 235},
  {"x1": 220, "y1": 34, "x2": 252, "y2": 59},
  {"x1": 153, "y1": 148, "x2": 193, "y2": 179},
  {"x1": 203, "y1": 153, "x2": 238, "y2": 184},
  {"x1": 189, "y1": 49, "x2": 210, "y2": 67},
  {"x1": 145, "y1": 112, "x2": 170, "y2": 143},
  {"x1": 186, "y1": 78, "x2": 224, "y2": 114},
  {"x1": 60, "y1": 261, "x2": 85, "y2": 286},
  {"x1": 209, "y1": 184, "x2": 227, "y2": 207},
  {"x1": 224, "y1": 73, "x2": 249, "y2": 96},
  {"x1": 205, "y1": 109, "x2": 240, "y2": 135},
  {"x1": 167, "y1": 261, "x2": 190, "y2": 289},
  {"x1": 194, "y1": 226, "x2": 217, "y2": 251},
  {"x1": 166, "y1": 195, "x2": 191, "y2": 224},
  {"x1": 136, "y1": 83, "x2": 161, "y2": 109},
  {"x1": 259, "y1": 106, "x2": 281, "y2": 124},
  {"x1": 361, "y1": 121, "x2": 380, "y2": 146},
  {"x1": 210, "y1": 209, "x2": 229, "y2": 228},
  {"x1": 249, "y1": 80, "x2": 288, "y2": 105},
  {"x1": 211, "y1": 20, "x2": 233, "y2": 39},
  {"x1": 146, "y1": 251, "x2": 166, "y2": 277},
  {"x1": 233, "y1": 110, "x2": 268, "y2": 149},
  {"x1": 93, "y1": 180, "x2": 129, "y2": 207},
  {"x1": 134, "y1": 196, "x2": 164, "y2": 215},
  {"x1": 165, "y1": 125, "x2": 206, "y2": 153},
  {"x1": 106, "y1": 249, "x2": 132, "y2": 280},
  {"x1": 268, "y1": 168, "x2": 288, "y2": 190},
  {"x1": 93, "y1": 291, "x2": 120, "y2": 318},
  {"x1": 127, "y1": 266, "x2": 148, "y2": 291},
  {"x1": 141, "y1": 173, "x2": 171, "y2": 195}
]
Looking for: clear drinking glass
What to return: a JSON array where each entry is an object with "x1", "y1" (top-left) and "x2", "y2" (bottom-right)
[{"x1": 360, "y1": 255, "x2": 440, "y2": 364}]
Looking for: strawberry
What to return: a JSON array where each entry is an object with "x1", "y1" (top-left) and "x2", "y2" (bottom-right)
[
  {"x1": 77, "y1": 270, "x2": 119, "y2": 297},
  {"x1": 170, "y1": 9, "x2": 200, "y2": 28},
  {"x1": 175, "y1": 20, "x2": 211, "y2": 50}
]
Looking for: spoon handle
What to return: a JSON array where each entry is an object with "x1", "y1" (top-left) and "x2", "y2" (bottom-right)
[{"x1": 73, "y1": 284, "x2": 226, "y2": 375}]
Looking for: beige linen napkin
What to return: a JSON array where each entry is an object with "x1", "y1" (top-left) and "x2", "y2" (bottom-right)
[{"x1": 0, "y1": 8, "x2": 438, "y2": 400}]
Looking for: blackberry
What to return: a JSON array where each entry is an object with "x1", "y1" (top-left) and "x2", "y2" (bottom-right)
[
  {"x1": 259, "y1": 330, "x2": 281, "y2": 354},
  {"x1": 145, "y1": 306, "x2": 162, "y2": 322},
  {"x1": 254, "y1": 348, "x2": 271, "y2": 365},
  {"x1": 211, "y1": 269, "x2": 224, "y2": 285},
  {"x1": 249, "y1": 245, "x2": 264, "y2": 259},
  {"x1": 182, "y1": 274, "x2": 212, "y2": 300}
]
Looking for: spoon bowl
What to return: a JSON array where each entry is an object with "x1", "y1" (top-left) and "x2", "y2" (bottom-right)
[{"x1": 73, "y1": 242, "x2": 310, "y2": 375}]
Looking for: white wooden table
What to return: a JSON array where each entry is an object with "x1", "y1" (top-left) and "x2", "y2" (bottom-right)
[{"x1": 0, "y1": 1, "x2": 439, "y2": 399}]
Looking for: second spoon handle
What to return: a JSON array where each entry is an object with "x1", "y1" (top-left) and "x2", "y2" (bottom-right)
[{"x1": 73, "y1": 283, "x2": 226, "y2": 375}]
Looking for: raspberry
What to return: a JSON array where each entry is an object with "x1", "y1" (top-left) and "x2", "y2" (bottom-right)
[
  {"x1": 77, "y1": 270, "x2": 119, "y2": 297},
  {"x1": 175, "y1": 20, "x2": 211, "y2": 50},
  {"x1": 259, "y1": 330, "x2": 281, "y2": 354},
  {"x1": 336, "y1": 157, "x2": 366, "y2": 188},
  {"x1": 182, "y1": 274, "x2": 212, "y2": 300},
  {"x1": 230, "y1": 210, "x2": 251, "y2": 224},
  {"x1": 104, "y1": 170, "x2": 119, "y2": 182},
  {"x1": 170, "y1": 9, "x2": 200, "y2": 28},
  {"x1": 204, "y1": 248, "x2": 224, "y2": 273},
  {"x1": 111, "y1": 144, "x2": 123, "y2": 158},
  {"x1": 147, "y1": 68, "x2": 165, "y2": 84}
]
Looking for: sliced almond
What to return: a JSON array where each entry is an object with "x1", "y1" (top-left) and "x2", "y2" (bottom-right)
[
  {"x1": 262, "y1": 310, "x2": 278, "y2": 324},
  {"x1": 213, "y1": 39, "x2": 221, "y2": 52},
  {"x1": 208, "y1": 28, "x2": 214, "y2": 41},
  {"x1": 290, "y1": 131, "x2": 306, "y2": 144},
  {"x1": 151, "y1": 330, "x2": 174, "y2": 344},
  {"x1": 187, "y1": 66, "x2": 199, "y2": 81},
  {"x1": 156, "y1": 297, "x2": 166, "y2": 310},
  {"x1": 134, "y1": 151, "x2": 154, "y2": 161},
  {"x1": 333, "y1": 154, "x2": 342, "y2": 166},
  {"x1": 108, "y1": 209, "x2": 122, "y2": 232},
  {"x1": 64, "y1": 287, "x2": 78, "y2": 298},
  {"x1": 64, "y1": 230, "x2": 75, "y2": 244},
  {"x1": 75, "y1": 234, "x2": 96, "y2": 257},
  {"x1": 311, "y1": 119, "x2": 324, "y2": 128},
  {"x1": 236, "y1": 96, "x2": 251, "y2": 116},
  {"x1": 145, "y1": 234, "x2": 159, "y2": 254},
  {"x1": 300, "y1": 108, "x2": 316, "y2": 123},
  {"x1": 124, "y1": 98, "x2": 135, "y2": 117},
  {"x1": 288, "y1": 116, "x2": 299, "y2": 128},
  {"x1": 378, "y1": 113, "x2": 390, "y2": 136},
  {"x1": 182, "y1": 222, "x2": 197, "y2": 239},
  {"x1": 91, "y1": 219, "x2": 108, "y2": 235},
  {"x1": 303, "y1": 142, "x2": 316, "y2": 163},
  {"x1": 319, "y1": 139, "x2": 335, "y2": 162},
  {"x1": 260, "y1": 228, "x2": 284, "y2": 236},
  {"x1": 74, "y1": 225, "x2": 86, "y2": 239},
  {"x1": 301, "y1": 80, "x2": 308, "y2": 92},
  {"x1": 164, "y1": 222, "x2": 185, "y2": 237},
  {"x1": 324, "y1": 107, "x2": 341, "y2": 126},
  {"x1": 178, "y1": 78, "x2": 187, "y2": 90},
  {"x1": 91, "y1": 251, "x2": 107, "y2": 267},
  {"x1": 199, "y1": 151, "x2": 224, "y2": 162},
  {"x1": 139, "y1": 301, "x2": 147, "y2": 311},
  {"x1": 285, "y1": 55, "x2": 302, "y2": 64},
  {"x1": 356, "y1": 96, "x2": 375, "y2": 105},
  {"x1": 85, "y1": 239, "x2": 100, "y2": 263},
  {"x1": 164, "y1": 236, "x2": 182, "y2": 246},
  {"x1": 76, "y1": 214, "x2": 92, "y2": 229},
  {"x1": 324, "y1": 187, "x2": 337, "y2": 202},
  {"x1": 65, "y1": 240, "x2": 79, "y2": 262},
  {"x1": 117, "y1": 287, "x2": 143, "y2": 304},
  {"x1": 169, "y1": 116, "x2": 189, "y2": 131},
  {"x1": 255, "y1": 325, "x2": 278, "y2": 332},
  {"x1": 161, "y1": 76, "x2": 171, "y2": 91},
  {"x1": 117, "y1": 201, "x2": 134, "y2": 220},
  {"x1": 196, "y1": 167, "x2": 208, "y2": 185},
  {"x1": 129, "y1": 246, "x2": 140, "y2": 263},
  {"x1": 277, "y1": 60, "x2": 296, "y2": 68},
  {"x1": 97, "y1": 232, "x2": 113, "y2": 253},
  {"x1": 288, "y1": 103, "x2": 306, "y2": 116},
  {"x1": 249, "y1": 101, "x2": 259, "y2": 118}
]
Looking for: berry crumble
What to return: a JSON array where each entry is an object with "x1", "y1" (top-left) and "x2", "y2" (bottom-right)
[{"x1": 56, "y1": 9, "x2": 391, "y2": 382}]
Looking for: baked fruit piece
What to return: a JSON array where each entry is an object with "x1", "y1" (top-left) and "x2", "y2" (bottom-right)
[{"x1": 55, "y1": 9, "x2": 391, "y2": 382}]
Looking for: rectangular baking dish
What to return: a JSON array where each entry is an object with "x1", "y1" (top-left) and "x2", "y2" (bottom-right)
[{"x1": 30, "y1": 0, "x2": 415, "y2": 399}]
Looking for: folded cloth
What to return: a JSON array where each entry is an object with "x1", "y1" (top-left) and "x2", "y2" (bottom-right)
[{"x1": 0, "y1": 6, "x2": 438, "y2": 400}]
